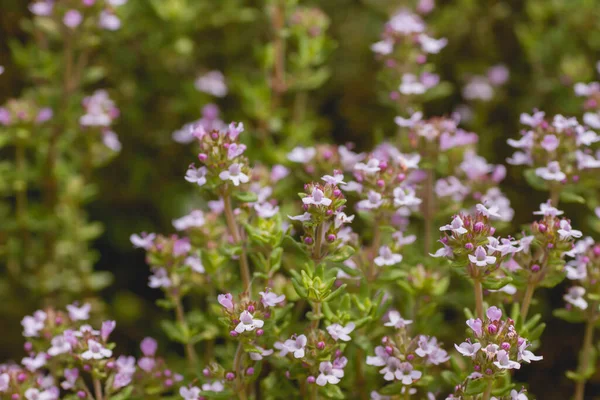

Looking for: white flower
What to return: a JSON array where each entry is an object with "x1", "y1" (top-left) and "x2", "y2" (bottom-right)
[
  {"x1": 357, "y1": 190, "x2": 383, "y2": 210},
  {"x1": 454, "y1": 342, "x2": 481, "y2": 358},
  {"x1": 394, "y1": 112, "x2": 423, "y2": 128},
  {"x1": 173, "y1": 210, "x2": 205, "y2": 231},
  {"x1": 194, "y1": 71, "x2": 227, "y2": 97},
  {"x1": 575, "y1": 150, "x2": 600, "y2": 169},
  {"x1": 148, "y1": 267, "x2": 171, "y2": 288},
  {"x1": 248, "y1": 346, "x2": 274, "y2": 361},
  {"x1": 0, "y1": 373, "x2": 8, "y2": 392},
  {"x1": 22, "y1": 310, "x2": 47, "y2": 338},
  {"x1": 468, "y1": 246, "x2": 497, "y2": 267},
  {"x1": 517, "y1": 341, "x2": 543, "y2": 363},
  {"x1": 354, "y1": 158, "x2": 381, "y2": 175},
  {"x1": 395, "y1": 153, "x2": 421, "y2": 169},
  {"x1": 180, "y1": 386, "x2": 201, "y2": 400},
  {"x1": 367, "y1": 346, "x2": 390, "y2": 367},
  {"x1": 506, "y1": 151, "x2": 532, "y2": 166},
  {"x1": 475, "y1": 203, "x2": 502, "y2": 219},
  {"x1": 219, "y1": 163, "x2": 249, "y2": 186},
  {"x1": 185, "y1": 255, "x2": 205, "y2": 273},
  {"x1": 334, "y1": 212, "x2": 354, "y2": 229},
  {"x1": 287, "y1": 146, "x2": 316, "y2": 163},
  {"x1": 399, "y1": 74, "x2": 426, "y2": 95},
  {"x1": 327, "y1": 322, "x2": 355, "y2": 341},
  {"x1": 234, "y1": 311, "x2": 264, "y2": 333},
  {"x1": 419, "y1": 34, "x2": 447, "y2": 54},
  {"x1": 185, "y1": 165, "x2": 208, "y2": 186},
  {"x1": 393, "y1": 187, "x2": 422, "y2": 208},
  {"x1": 254, "y1": 202, "x2": 279, "y2": 218},
  {"x1": 493, "y1": 350, "x2": 520, "y2": 370},
  {"x1": 130, "y1": 232, "x2": 156, "y2": 249},
  {"x1": 99, "y1": 11, "x2": 121, "y2": 30},
  {"x1": 535, "y1": 161, "x2": 566, "y2": 181},
  {"x1": 371, "y1": 40, "x2": 394, "y2": 55},
  {"x1": 24, "y1": 388, "x2": 57, "y2": 400},
  {"x1": 288, "y1": 212, "x2": 311, "y2": 222},
  {"x1": 201, "y1": 381, "x2": 224, "y2": 392},
  {"x1": 564, "y1": 286, "x2": 588, "y2": 310},
  {"x1": 384, "y1": 311, "x2": 412, "y2": 329},
  {"x1": 440, "y1": 216, "x2": 468, "y2": 235},
  {"x1": 322, "y1": 172, "x2": 346, "y2": 185},
  {"x1": 533, "y1": 201, "x2": 563, "y2": 217},
  {"x1": 565, "y1": 259, "x2": 587, "y2": 280},
  {"x1": 275, "y1": 334, "x2": 307, "y2": 358},
  {"x1": 510, "y1": 390, "x2": 529, "y2": 400},
  {"x1": 583, "y1": 112, "x2": 600, "y2": 129},
  {"x1": 316, "y1": 361, "x2": 344, "y2": 386},
  {"x1": 557, "y1": 220, "x2": 583, "y2": 240},
  {"x1": 552, "y1": 115, "x2": 579, "y2": 133},
  {"x1": 302, "y1": 188, "x2": 332, "y2": 207},
  {"x1": 520, "y1": 111, "x2": 545, "y2": 127},
  {"x1": 66, "y1": 303, "x2": 91, "y2": 321},
  {"x1": 259, "y1": 291, "x2": 285, "y2": 307},
  {"x1": 81, "y1": 340, "x2": 112, "y2": 360},
  {"x1": 374, "y1": 246, "x2": 403, "y2": 267},
  {"x1": 22, "y1": 353, "x2": 47, "y2": 371},
  {"x1": 48, "y1": 335, "x2": 72, "y2": 356}
]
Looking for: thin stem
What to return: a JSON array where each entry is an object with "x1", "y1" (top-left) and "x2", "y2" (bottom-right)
[
  {"x1": 311, "y1": 302, "x2": 321, "y2": 330},
  {"x1": 310, "y1": 383, "x2": 318, "y2": 400},
  {"x1": 520, "y1": 282, "x2": 536, "y2": 322},
  {"x1": 423, "y1": 167, "x2": 435, "y2": 256},
  {"x1": 474, "y1": 279, "x2": 484, "y2": 320},
  {"x1": 15, "y1": 138, "x2": 29, "y2": 246},
  {"x1": 174, "y1": 295, "x2": 199, "y2": 370},
  {"x1": 313, "y1": 224, "x2": 324, "y2": 261},
  {"x1": 93, "y1": 378, "x2": 103, "y2": 400},
  {"x1": 368, "y1": 223, "x2": 381, "y2": 281},
  {"x1": 271, "y1": 0, "x2": 286, "y2": 109},
  {"x1": 404, "y1": 388, "x2": 411, "y2": 400},
  {"x1": 550, "y1": 185, "x2": 560, "y2": 207},
  {"x1": 482, "y1": 379, "x2": 493, "y2": 400},
  {"x1": 223, "y1": 192, "x2": 251, "y2": 292},
  {"x1": 356, "y1": 348, "x2": 368, "y2": 400},
  {"x1": 233, "y1": 342, "x2": 248, "y2": 400},
  {"x1": 574, "y1": 302, "x2": 598, "y2": 400}
]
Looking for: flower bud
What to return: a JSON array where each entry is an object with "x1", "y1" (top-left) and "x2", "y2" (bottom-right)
[
  {"x1": 317, "y1": 341, "x2": 325, "y2": 350},
  {"x1": 538, "y1": 223, "x2": 547, "y2": 232},
  {"x1": 485, "y1": 368, "x2": 493, "y2": 375},
  {"x1": 198, "y1": 153, "x2": 208, "y2": 162},
  {"x1": 230, "y1": 330, "x2": 239, "y2": 337},
  {"x1": 487, "y1": 325, "x2": 498, "y2": 335},
  {"x1": 256, "y1": 329, "x2": 264, "y2": 337},
  {"x1": 376, "y1": 179, "x2": 385, "y2": 188},
  {"x1": 333, "y1": 189, "x2": 342, "y2": 197},
  {"x1": 24, "y1": 342, "x2": 32, "y2": 352},
  {"x1": 17, "y1": 373, "x2": 26, "y2": 383},
  {"x1": 246, "y1": 367, "x2": 255, "y2": 376},
  {"x1": 501, "y1": 342, "x2": 510, "y2": 350},
  {"x1": 385, "y1": 346, "x2": 394, "y2": 355},
  {"x1": 203, "y1": 368, "x2": 210, "y2": 377},
  {"x1": 407, "y1": 354, "x2": 414, "y2": 361},
  {"x1": 327, "y1": 234, "x2": 336, "y2": 242},
  {"x1": 489, "y1": 227, "x2": 496, "y2": 235},
  {"x1": 164, "y1": 379, "x2": 174, "y2": 387},
  {"x1": 304, "y1": 237, "x2": 314, "y2": 245},
  {"x1": 226, "y1": 372, "x2": 235, "y2": 381},
  {"x1": 531, "y1": 264, "x2": 540, "y2": 272},
  {"x1": 465, "y1": 243, "x2": 474, "y2": 251},
  {"x1": 77, "y1": 391, "x2": 87, "y2": 399},
  {"x1": 474, "y1": 222, "x2": 484, "y2": 232},
  {"x1": 307, "y1": 376, "x2": 316, "y2": 384},
  {"x1": 247, "y1": 305, "x2": 255, "y2": 313}
]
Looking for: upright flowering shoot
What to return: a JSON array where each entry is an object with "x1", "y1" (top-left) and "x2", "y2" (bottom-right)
[
  {"x1": 433, "y1": 205, "x2": 518, "y2": 319},
  {"x1": 507, "y1": 111, "x2": 600, "y2": 204},
  {"x1": 451, "y1": 306, "x2": 542, "y2": 399}
]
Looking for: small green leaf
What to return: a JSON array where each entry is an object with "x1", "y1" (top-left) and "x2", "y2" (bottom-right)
[
  {"x1": 233, "y1": 191, "x2": 258, "y2": 203},
  {"x1": 560, "y1": 191, "x2": 585, "y2": 204},
  {"x1": 481, "y1": 275, "x2": 512, "y2": 290}
]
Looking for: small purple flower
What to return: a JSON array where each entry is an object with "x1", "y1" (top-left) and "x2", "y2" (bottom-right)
[
  {"x1": 219, "y1": 163, "x2": 249, "y2": 186},
  {"x1": 270, "y1": 164, "x2": 290, "y2": 182},
  {"x1": 557, "y1": 220, "x2": 583, "y2": 240},
  {"x1": 48, "y1": 335, "x2": 72, "y2": 356},
  {"x1": 227, "y1": 143, "x2": 247, "y2": 159},
  {"x1": 466, "y1": 318, "x2": 483, "y2": 337},
  {"x1": 326, "y1": 322, "x2": 355, "y2": 341},
  {"x1": 287, "y1": 146, "x2": 316, "y2": 163},
  {"x1": 180, "y1": 386, "x2": 201, "y2": 400},
  {"x1": 475, "y1": 204, "x2": 501, "y2": 219},
  {"x1": 185, "y1": 165, "x2": 208, "y2": 186},
  {"x1": 540, "y1": 134, "x2": 559, "y2": 152},
  {"x1": 517, "y1": 341, "x2": 543, "y2": 363},
  {"x1": 440, "y1": 216, "x2": 468, "y2": 235},
  {"x1": 486, "y1": 306, "x2": 502, "y2": 322},
  {"x1": 254, "y1": 202, "x2": 279, "y2": 218},
  {"x1": 454, "y1": 342, "x2": 481, "y2": 358},
  {"x1": 63, "y1": 10, "x2": 83, "y2": 28},
  {"x1": 141, "y1": 337, "x2": 158, "y2": 357},
  {"x1": 61, "y1": 368, "x2": 79, "y2": 390},
  {"x1": 418, "y1": 34, "x2": 447, "y2": 54},
  {"x1": 185, "y1": 255, "x2": 205, "y2": 273},
  {"x1": 288, "y1": 212, "x2": 311, "y2": 222},
  {"x1": 393, "y1": 187, "x2": 422, "y2": 208},
  {"x1": 66, "y1": 303, "x2": 91, "y2": 321},
  {"x1": 275, "y1": 334, "x2": 307, "y2": 358},
  {"x1": 148, "y1": 268, "x2": 171, "y2": 289},
  {"x1": 469, "y1": 246, "x2": 497, "y2": 267},
  {"x1": 22, "y1": 310, "x2": 47, "y2": 337},
  {"x1": 374, "y1": 246, "x2": 403, "y2": 267},
  {"x1": 564, "y1": 286, "x2": 588, "y2": 310},
  {"x1": 303, "y1": 188, "x2": 332, "y2": 207},
  {"x1": 248, "y1": 346, "x2": 274, "y2": 361},
  {"x1": 394, "y1": 111, "x2": 423, "y2": 128},
  {"x1": 357, "y1": 190, "x2": 383, "y2": 210},
  {"x1": 234, "y1": 311, "x2": 264, "y2": 333},
  {"x1": 384, "y1": 310, "x2": 412, "y2": 329},
  {"x1": 322, "y1": 172, "x2": 346, "y2": 185},
  {"x1": 218, "y1": 294, "x2": 234, "y2": 310},
  {"x1": 493, "y1": 350, "x2": 520, "y2": 370},
  {"x1": 194, "y1": 71, "x2": 227, "y2": 97},
  {"x1": 29, "y1": 1, "x2": 53, "y2": 16},
  {"x1": 259, "y1": 291, "x2": 285, "y2": 307},
  {"x1": 99, "y1": 11, "x2": 121, "y2": 31},
  {"x1": 22, "y1": 353, "x2": 47, "y2": 371},
  {"x1": 316, "y1": 361, "x2": 344, "y2": 386},
  {"x1": 82, "y1": 340, "x2": 112, "y2": 360},
  {"x1": 533, "y1": 201, "x2": 563, "y2": 217},
  {"x1": 130, "y1": 232, "x2": 156, "y2": 249}
]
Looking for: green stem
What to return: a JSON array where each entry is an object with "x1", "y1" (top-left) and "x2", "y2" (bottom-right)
[
  {"x1": 223, "y1": 192, "x2": 251, "y2": 292},
  {"x1": 423, "y1": 167, "x2": 435, "y2": 256},
  {"x1": 93, "y1": 378, "x2": 103, "y2": 400},
  {"x1": 550, "y1": 185, "x2": 560, "y2": 207},
  {"x1": 520, "y1": 282, "x2": 536, "y2": 322},
  {"x1": 482, "y1": 379, "x2": 493, "y2": 400},
  {"x1": 474, "y1": 279, "x2": 484, "y2": 321},
  {"x1": 574, "y1": 302, "x2": 598, "y2": 400},
  {"x1": 311, "y1": 302, "x2": 321, "y2": 330},
  {"x1": 368, "y1": 223, "x2": 381, "y2": 281},
  {"x1": 174, "y1": 295, "x2": 199, "y2": 370},
  {"x1": 313, "y1": 224, "x2": 323, "y2": 261},
  {"x1": 403, "y1": 387, "x2": 411, "y2": 400},
  {"x1": 234, "y1": 342, "x2": 248, "y2": 400}
]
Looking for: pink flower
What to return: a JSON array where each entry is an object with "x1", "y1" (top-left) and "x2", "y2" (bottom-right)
[
  {"x1": 533, "y1": 201, "x2": 563, "y2": 217},
  {"x1": 326, "y1": 322, "x2": 355, "y2": 341},
  {"x1": 287, "y1": 146, "x2": 316, "y2": 163},
  {"x1": 374, "y1": 246, "x2": 403, "y2": 267},
  {"x1": 81, "y1": 340, "x2": 112, "y2": 360},
  {"x1": 195, "y1": 71, "x2": 227, "y2": 97},
  {"x1": 468, "y1": 246, "x2": 497, "y2": 267},
  {"x1": 486, "y1": 306, "x2": 502, "y2": 322},
  {"x1": 219, "y1": 163, "x2": 249, "y2": 186},
  {"x1": 275, "y1": 334, "x2": 307, "y2": 358},
  {"x1": 259, "y1": 291, "x2": 285, "y2": 307},
  {"x1": 322, "y1": 172, "x2": 346, "y2": 185},
  {"x1": 185, "y1": 165, "x2": 208, "y2": 186},
  {"x1": 454, "y1": 342, "x2": 481, "y2": 358},
  {"x1": 234, "y1": 311, "x2": 264, "y2": 333},
  {"x1": 141, "y1": 337, "x2": 158, "y2": 357},
  {"x1": 357, "y1": 191, "x2": 383, "y2": 210},
  {"x1": 557, "y1": 220, "x2": 582, "y2": 240},
  {"x1": 218, "y1": 293, "x2": 234, "y2": 310},
  {"x1": 440, "y1": 216, "x2": 468, "y2": 235},
  {"x1": 302, "y1": 188, "x2": 332, "y2": 207},
  {"x1": 63, "y1": 10, "x2": 83, "y2": 28},
  {"x1": 466, "y1": 318, "x2": 483, "y2": 337},
  {"x1": 384, "y1": 310, "x2": 412, "y2": 329},
  {"x1": 316, "y1": 361, "x2": 344, "y2": 386},
  {"x1": 66, "y1": 303, "x2": 91, "y2": 321},
  {"x1": 493, "y1": 350, "x2": 520, "y2": 370}
]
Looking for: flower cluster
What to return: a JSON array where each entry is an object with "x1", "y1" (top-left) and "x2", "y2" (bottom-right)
[
  {"x1": 507, "y1": 111, "x2": 600, "y2": 183},
  {"x1": 172, "y1": 104, "x2": 226, "y2": 144},
  {"x1": 80, "y1": 89, "x2": 121, "y2": 152},
  {"x1": 462, "y1": 65, "x2": 509, "y2": 102},
  {"x1": 562, "y1": 237, "x2": 600, "y2": 311},
  {"x1": 29, "y1": 0, "x2": 127, "y2": 31},
  {"x1": 451, "y1": 307, "x2": 542, "y2": 396},
  {"x1": 184, "y1": 122, "x2": 250, "y2": 190},
  {"x1": 0, "y1": 99, "x2": 52, "y2": 127}
]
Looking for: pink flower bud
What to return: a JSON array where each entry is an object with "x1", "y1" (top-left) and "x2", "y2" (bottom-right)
[
  {"x1": 538, "y1": 223, "x2": 547, "y2": 232},
  {"x1": 390, "y1": 91, "x2": 400, "y2": 101},
  {"x1": 407, "y1": 354, "x2": 414, "y2": 361},
  {"x1": 106, "y1": 361, "x2": 115, "y2": 369},
  {"x1": 531, "y1": 264, "x2": 540, "y2": 272},
  {"x1": 487, "y1": 324, "x2": 498, "y2": 334},
  {"x1": 307, "y1": 376, "x2": 316, "y2": 384},
  {"x1": 396, "y1": 173, "x2": 406, "y2": 182},
  {"x1": 474, "y1": 222, "x2": 484, "y2": 232},
  {"x1": 485, "y1": 368, "x2": 493, "y2": 375},
  {"x1": 474, "y1": 365, "x2": 481, "y2": 371},
  {"x1": 248, "y1": 305, "x2": 255, "y2": 313},
  {"x1": 381, "y1": 336, "x2": 389, "y2": 344},
  {"x1": 304, "y1": 237, "x2": 313, "y2": 245},
  {"x1": 12, "y1": 394, "x2": 20, "y2": 400},
  {"x1": 77, "y1": 391, "x2": 87, "y2": 399},
  {"x1": 416, "y1": 54, "x2": 427, "y2": 64},
  {"x1": 246, "y1": 367, "x2": 255, "y2": 375},
  {"x1": 317, "y1": 341, "x2": 325, "y2": 350},
  {"x1": 230, "y1": 330, "x2": 239, "y2": 337},
  {"x1": 225, "y1": 372, "x2": 235, "y2": 381},
  {"x1": 24, "y1": 342, "x2": 32, "y2": 352},
  {"x1": 327, "y1": 234, "x2": 336, "y2": 242},
  {"x1": 211, "y1": 132, "x2": 219, "y2": 140},
  {"x1": 547, "y1": 243, "x2": 554, "y2": 249},
  {"x1": 256, "y1": 329, "x2": 264, "y2": 337},
  {"x1": 323, "y1": 150, "x2": 333, "y2": 160},
  {"x1": 326, "y1": 209, "x2": 333, "y2": 216},
  {"x1": 333, "y1": 189, "x2": 342, "y2": 197},
  {"x1": 465, "y1": 243, "x2": 474, "y2": 251},
  {"x1": 198, "y1": 153, "x2": 208, "y2": 162},
  {"x1": 489, "y1": 227, "x2": 496, "y2": 235},
  {"x1": 164, "y1": 379, "x2": 173, "y2": 387},
  {"x1": 501, "y1": 342, "x2": 510, "y2": 350},
  {"x1": 83, "y1": 365, "x2": 91, "y2": 372},
  {"x1": 17, "y1": 373, "x2": 26, "y2": 383},
  {"x1": 203, "y1": 368, "x2": 210, "y2": 377},
  {"x1": 376, "y1": 179, "x2": 385, "y2": 187},
  {"x1": 572, "y1": 175, "x2": 580, "y2": 182},
  {"x1": 385, "y1": 346, "x2": 394, "y2": 355},
  {"x1": 379, "y1": 161, "x2": 388, "y2": 169}
]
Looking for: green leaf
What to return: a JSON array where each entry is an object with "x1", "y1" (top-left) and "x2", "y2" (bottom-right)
[
  {"x1": 326, "y1": 245, "x2": 355, "y2": 263},
  {"x1": 560, "y1": 191, "x2": 585, "y2": 204},
  {"x1": 523, "y1": 169, "x2": 548, "y2": 191},
  {"x1": 482, "y1": 275, "x2": 512, "y2": 290},
  {"x1": 553, "y1": 308, "x2": 586, "y2": 323},
  {"x1": 110, "y1": 386, "x2": 133, "y2": 400},
  {"x1": 160, "y1": 320, "x2": 188, "y2": 344},
  {"x1": 269, "y1": 247, "x2": 283, "y2": 272},
  {"x1": 464, "y1": 378, "x2": 490, "y2": 395},
  {"x1": 233, "y1": 191, "x2": 258, "y2": 203}
]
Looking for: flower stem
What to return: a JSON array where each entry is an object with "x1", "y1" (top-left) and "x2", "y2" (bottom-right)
[
  {"x1": 223, "y1": 192, "x2": 251, "y2": 292},
  {"x1": 174, "y1": 295, "x2": 199, "y2": 370},
  {"x1": 234, "y1": 342, "x2": 248, "y2": 400},
  {"x1": 313, "y1": 224, "x2": 324, "y2": 261},
  {"x1": 574, "y1": 302, "x2": 598, "y2": 400},
  {"x1": 520, "y1": 282, "x2": 536, "y2": 322},
  {"x1": 474, "y1": 279, "x2": 484, "y2": 320},
  {"x1": 482, "y1": 379, "x2": 493, "y2": 400},
  {"x1": 311, "y1": 302, "x2": 321, "y2": 330},
  {"x1": 550, "y1": 185, "x2": 560, "y2": 207},
  {"x1": 368, "y1": 223, "x2": 381, "y2": 281},
  {"x1": 423, "y1": 167, "x2": 435, "y2": 256},
  {"x1": 93, "y1": 378, "x2": 103, "y2": 400}
]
